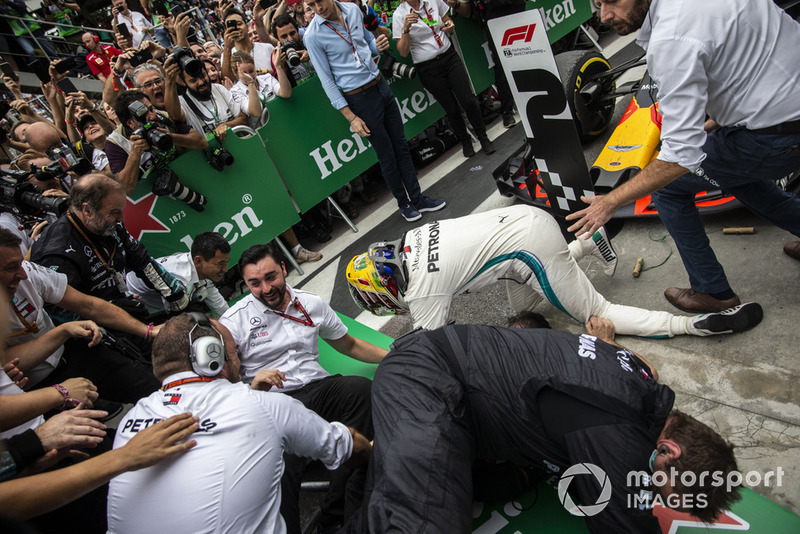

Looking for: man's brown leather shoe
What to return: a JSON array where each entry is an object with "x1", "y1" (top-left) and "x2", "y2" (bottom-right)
[
  {"x1": 664, "y1": 287, "x2": 741, "y2": 313},
  {"x1": 784, "y1": 241, "x2": 800, "y2": 261}
]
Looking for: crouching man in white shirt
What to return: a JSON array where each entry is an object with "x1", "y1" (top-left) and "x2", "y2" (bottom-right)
[
  {"x1": 107, "y1": 314, "x2": 371, "y2": 534},
  {"x1": 126, "y1": 232, "x2": 231, "y2": 318}
]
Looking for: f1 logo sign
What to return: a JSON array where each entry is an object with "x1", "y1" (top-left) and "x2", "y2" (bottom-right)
[{"x1": 501, "y1": 24, "x2": 536, "y2": 46}]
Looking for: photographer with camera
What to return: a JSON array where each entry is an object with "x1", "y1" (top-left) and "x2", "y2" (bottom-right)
[
  {"x1": 105, "y1": 90, "x2": 207, "y2": 195},
  {"x1": 30, "y1": 174, "x2": 189, "y2": 349},
  {"x1": 271, "y1": 13, "x2": 315, "y2": 85},
  {"x1": 164, "y1": 47, "x2": 248, "y2": 141},
  {"x1": 4, "y1": 225, "x2": 163, "y2": 402},
  {"x1": 20, "y1": 122, "x2": 92, "y2": 192},
  {"x1": 393, "y1": 0, "x2": 494, "y2": 157},
  {"x1": 230, "y1": 49, "x2": 290, "y2": 128}
]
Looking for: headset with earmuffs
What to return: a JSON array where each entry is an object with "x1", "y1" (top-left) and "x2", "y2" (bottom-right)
[
  {"x1": 92, "y1": 33, "x2": 99, "y2": 44},
  {"x1": 187, "y1": 312, "x2": 227, "y2": 377}
]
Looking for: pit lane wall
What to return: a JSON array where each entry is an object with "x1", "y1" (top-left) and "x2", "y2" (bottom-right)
[{"x1": 127, "y1": 0, "x2": 593, "y2": 257}]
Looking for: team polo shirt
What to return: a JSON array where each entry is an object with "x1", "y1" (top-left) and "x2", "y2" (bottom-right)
[
  {"x1": 107, "y1": 372, "x2": 353, "y2": 534},
  {"x1": 220, "y1": 285, "x2": 348, "y2": 389},
  {"x1": 391, "y1": 0, "x2": 452, "y2": 63},
  {"x1": 86, "y1": 45, "x2": 122, "y2": 79},
  {"x1": 7, "y1": 261, "x2": 68, "y2": 387}
]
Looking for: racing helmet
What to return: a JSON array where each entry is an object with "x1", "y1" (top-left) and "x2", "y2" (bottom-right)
[{"x1": 346, "y1": 240, "x2": 409, "y2": 316}]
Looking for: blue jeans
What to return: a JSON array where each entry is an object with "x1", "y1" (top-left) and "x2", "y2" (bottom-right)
[
  {"x1": 652, "y1": 127, "x2": 800, "y2": 294},
  {"x1": 345, "y1": 78, "x2": 421, "y2": 207},
  {"x1": 16, "y1": 30, "x2": 58, "y2": 59}
]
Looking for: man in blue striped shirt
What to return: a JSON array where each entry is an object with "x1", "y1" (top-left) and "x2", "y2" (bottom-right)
[{"x1": 304, "y1": 0, "x2": 446, "y2": 222}]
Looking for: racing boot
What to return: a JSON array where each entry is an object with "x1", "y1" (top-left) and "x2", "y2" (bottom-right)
[
  {"x1": 688, "y1": 302, "x2": 764, "y2": 336},
  {"x1": 579, "y1": 227, "x2": 618, "y2": 277}
]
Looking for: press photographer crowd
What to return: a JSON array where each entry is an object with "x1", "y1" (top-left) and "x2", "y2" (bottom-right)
[{"x1": 0, "y1": 0, "x2": 798, "y2": 532}]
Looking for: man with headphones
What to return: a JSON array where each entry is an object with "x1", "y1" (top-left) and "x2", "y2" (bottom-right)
[
  {"x1": 82, "y1": 32, "x2": 124, "y2": 84},
  {"x1": 220, "y1": 242, "x2": 387, "y2": 534},
  {"x1": 107, "y1": 313, "x2": 371, "y2": 533}
]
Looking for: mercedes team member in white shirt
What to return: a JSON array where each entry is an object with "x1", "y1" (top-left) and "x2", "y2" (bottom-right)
[
  {"x1": 567, "y1": 0, "x2": 800, "y2": 313},
  {"x1": 220, "y1": 243, "x2": 387, "y2": 534},
  {"x1": 347, "y1": 205, "x2": 763, "y2": 337},
  {"x1": 107, "y1": 314, "x2": 371, "y2": 534},
  {"x1": 126, "y1": 232, "x2": 231, "y2": 318}
]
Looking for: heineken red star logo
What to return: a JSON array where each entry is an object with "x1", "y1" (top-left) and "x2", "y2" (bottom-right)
[
  {"x1": 125, "y1": 193, "x2": 169, "y2": 240},
  {"x1": 653, "y1": 503, "x2": 749, "y2": 533}
]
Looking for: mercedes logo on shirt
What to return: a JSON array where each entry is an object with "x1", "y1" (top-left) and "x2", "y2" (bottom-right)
[{"x1": 250, "y1": 317, "x2": 262, "y2": 326}]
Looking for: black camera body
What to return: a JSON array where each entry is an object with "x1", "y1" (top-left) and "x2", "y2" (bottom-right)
[
  {"x1": 169, "y1": 46, "x2": 204, "y2": 79},
  {"x1": 205, "y1": 145, "x2": 234, "y2": 172},
  {"x1": 32, "y1": 144, "x2": 93, "y2": 185},
  {"x1": 0, "y1": 171, "x2": 69, "y2": 227},
  {"x1": 282, "y1": 40, "x2": 302, "y2": 67},
  {"x1": 128, "y1": 100, "x2": 174, "y2": 152},
  {"x1": 379, "y1": 54, "x2": 416, "y2": 80}
]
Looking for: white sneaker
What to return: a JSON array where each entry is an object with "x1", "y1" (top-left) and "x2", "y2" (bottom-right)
[
  {"x1": 580, "y1": 227, "x2": 617, "y2": 277},
  {"x1": 294, "y1": 246, "x2": 322, "y2": 263}
]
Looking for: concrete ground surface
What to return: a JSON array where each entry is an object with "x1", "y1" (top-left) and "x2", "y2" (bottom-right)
[{"x1": 285, "y1": 33, "x2": 800, "y2": 521}]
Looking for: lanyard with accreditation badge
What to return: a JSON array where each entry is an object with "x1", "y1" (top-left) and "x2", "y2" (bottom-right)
[
  {"x1": 324, "y1": 16, "x2": 362, "y2": 67},
  {"x1": 272, "y1": 298, "x2": 316, "y2": 327},
  {"x1": 415, "y1": 4, "x2": 443, "y2": 48}
]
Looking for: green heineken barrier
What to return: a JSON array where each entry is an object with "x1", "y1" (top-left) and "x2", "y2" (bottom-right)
[
  {"x1": 258, "y1": 51, "x2": 445, "y2": 213},
  {"x1": 454, "y1": 0, "x2": 594, "y2": 89},
  {"x1": 453, "y1": 15, "x2": 496, "y2": 94},
  {"x1": 130, "y1": 1, "x2": 593, "y2": 254},
  {"x1": 130, "y1": 134, "x2": 299, "y2": 259},
  {"x1": 531, "y1": 0, "x2": 595, "y2": 44}
]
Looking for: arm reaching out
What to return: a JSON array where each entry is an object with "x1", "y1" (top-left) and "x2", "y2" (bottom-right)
[{"x1": 0, "y1": 413, "x2": 199, "y2": 521}]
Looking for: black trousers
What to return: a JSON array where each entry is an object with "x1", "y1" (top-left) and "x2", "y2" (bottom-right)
[
  {"x1": 341, "y1": 337, "x2": 475, "y2": 533},
  {"x1": 32, "y1": 339, "x2": 160, "y2": 404},
  {"x1": 280, "y1": 374, "x2": 373, "y2": 533},
  {"x1": 484, "y1": 3, "x2": 527, "y2": 114},
  {"x1": 416, "y1": 46, "x2": 487, "y2": 141}
]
